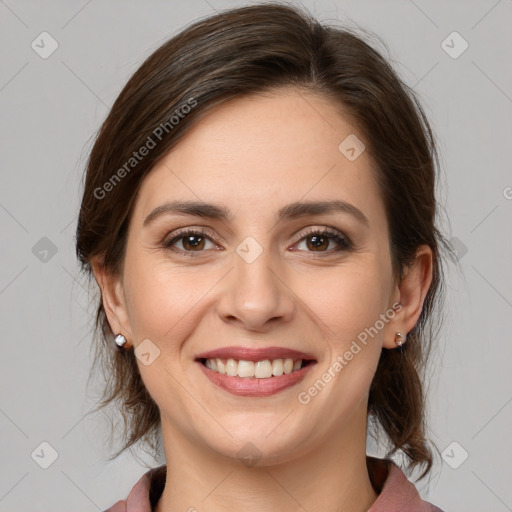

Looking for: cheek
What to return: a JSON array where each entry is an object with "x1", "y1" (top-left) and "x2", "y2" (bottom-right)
[
  {"x1": 295, "y1": 260, "x2": 391, "y2": 348},
  {"x1": 123, "y1": 256, "x2": 219, "y2": 344}
]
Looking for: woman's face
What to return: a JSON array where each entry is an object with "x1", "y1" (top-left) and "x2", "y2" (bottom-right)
[{"x1": 110, "y1": 89, "x2": 405, "y2": 464}]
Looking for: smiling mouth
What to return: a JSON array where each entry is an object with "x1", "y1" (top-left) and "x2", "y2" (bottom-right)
[{"x1": 197, "y1": 357, "x2": 315, "y2": 379}]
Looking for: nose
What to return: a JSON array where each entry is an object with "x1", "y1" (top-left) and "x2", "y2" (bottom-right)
[{"x1": 215, "y1": 242, "x2": 296, "y2": 332}]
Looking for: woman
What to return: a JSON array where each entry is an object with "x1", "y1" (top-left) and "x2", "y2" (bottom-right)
[{"x1": 75, "y1": 3, "x2": 451, "y2": 511}]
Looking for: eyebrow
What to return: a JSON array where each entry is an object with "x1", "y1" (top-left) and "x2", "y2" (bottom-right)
[{"x1": 143, "y1": 199, "x2": 370, "y2": 228}]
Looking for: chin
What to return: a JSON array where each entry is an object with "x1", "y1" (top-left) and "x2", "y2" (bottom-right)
[{"x1": 200, "y1": 423, "x2": 307, "y2": 467}]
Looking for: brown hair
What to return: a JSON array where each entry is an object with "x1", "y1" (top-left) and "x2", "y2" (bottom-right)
[{"x1": 76, "y1": 1, "x2": 454, "y2": 479}]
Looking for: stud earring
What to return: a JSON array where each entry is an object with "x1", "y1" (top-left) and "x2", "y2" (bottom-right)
[
  {"x1": 114, "y1": 333, "x2": 127, "y2": 350},
  {"x1": 394, "y1": 332, "x2": 406, "y2": 347}
]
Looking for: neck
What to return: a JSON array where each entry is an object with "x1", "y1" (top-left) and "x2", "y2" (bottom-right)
[{"x1": 155, "y1": 413, "x2": 379, "y2": 512}]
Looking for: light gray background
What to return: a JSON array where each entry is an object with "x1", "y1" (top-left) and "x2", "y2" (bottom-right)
[{"x1": 1, "y1": 1, "x2": 511, "y2": 511}]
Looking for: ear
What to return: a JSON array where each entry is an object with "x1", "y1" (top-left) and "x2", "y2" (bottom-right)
[
  {"x1": 382, "y1": 245, "x2": 433, "y2": 349},
  {"x1": 90, "y1": 256, "x2": 133, "y2": 349}
]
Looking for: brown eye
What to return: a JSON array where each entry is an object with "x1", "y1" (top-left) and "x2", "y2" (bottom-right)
[
  {"x1": 163, "y1": 229, "x2": 217, "y2": 255},
  {"x1": 295, "y1": 228, "x2": 352, "y2": 254},
  {"x1": 305, "y1": 234, "x2": 330, "y2": 251},
  {"x1": 181, "y1": 233, "x2": 206, "y2": 251}
]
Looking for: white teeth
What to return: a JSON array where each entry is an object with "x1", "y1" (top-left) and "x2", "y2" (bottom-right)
[
  {"x1": 272, "y1": 359, "x2": 283, "y2": 376},
  {"x1": 255, "y1": 360, "x2": 273, "y2": 378},
  {"x1": 216, "y1": 358, "x2": 225, "y2": 374},
  {"x1": 204, "y1": 357, "x2": 304, "y2": 378},
  {"x1": 205, "y1": 358, "x2": 218, "y2": 371},
  {"x1": 237, "y1": 360, "x2": 254, "y2": 377},
  {"x1": 226, "y1": 358, "x2": 238, "y2": 377}
]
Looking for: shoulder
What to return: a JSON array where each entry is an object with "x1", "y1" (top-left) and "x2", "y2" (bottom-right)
[
  {"x1": 367, "y1": 456, "x2": 445, "y2": 512},
  {"x1": 102, "y1": 464, "x2": 166, "y2": 512},
  {"x1": 103, "y1": 500, "x2": 127, "y2": 512}
]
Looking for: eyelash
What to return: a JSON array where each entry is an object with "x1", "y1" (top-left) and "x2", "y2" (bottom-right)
[{"x1": 162, "y1": 226, "x2": 352, "y2": 258}]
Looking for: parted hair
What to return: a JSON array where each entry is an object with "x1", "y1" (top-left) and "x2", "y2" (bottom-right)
[{"x1": 75, "y1": 1, "x2": 453, "y2": 480}]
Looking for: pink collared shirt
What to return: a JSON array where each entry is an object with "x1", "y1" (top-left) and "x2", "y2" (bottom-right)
[{"x1": 103, "y1": 456, "x2": 444, "y2": 512}]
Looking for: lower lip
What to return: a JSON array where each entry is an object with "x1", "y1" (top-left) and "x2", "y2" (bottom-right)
[{"x1": 196, "y1": 361, "x2": 316, "y2": 397}]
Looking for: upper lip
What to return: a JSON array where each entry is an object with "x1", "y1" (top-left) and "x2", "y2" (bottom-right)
[{"x1": 195, "y1": 346, "x2": 316, "y2": 362}]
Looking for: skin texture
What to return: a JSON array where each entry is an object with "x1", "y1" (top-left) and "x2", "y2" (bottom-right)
[{"x1": 92, "y1": 88, "x2": 433, "y2": 512}]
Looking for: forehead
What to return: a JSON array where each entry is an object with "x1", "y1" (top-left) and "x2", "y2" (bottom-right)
[{"x1": 132, "y1": 89, "x2": 385, "y2": 231}]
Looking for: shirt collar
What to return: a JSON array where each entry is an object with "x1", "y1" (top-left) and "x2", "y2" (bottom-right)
[{"x1": 121, "y1": 456, "x2": 441, "y2": 512}]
